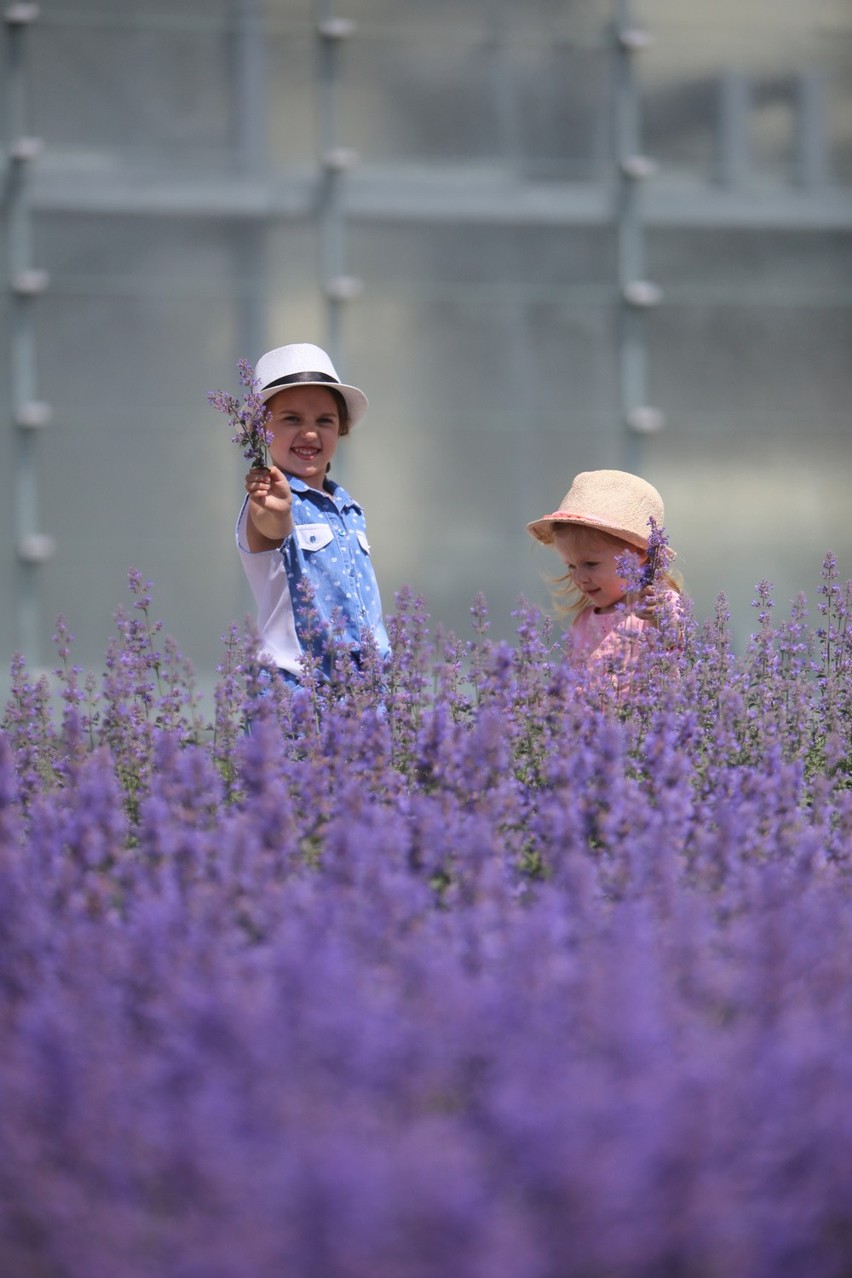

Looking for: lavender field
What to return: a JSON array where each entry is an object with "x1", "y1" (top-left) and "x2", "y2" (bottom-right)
[{"x1": 2, "y1": 561, "x2": 852, "y2": 1278}]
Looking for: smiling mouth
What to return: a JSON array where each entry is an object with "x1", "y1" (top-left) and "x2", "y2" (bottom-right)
[{"x1": 292, "y1": 446, "x2": 320, "y2": 460}]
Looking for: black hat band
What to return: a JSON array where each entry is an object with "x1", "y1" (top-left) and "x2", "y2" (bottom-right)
[{"x1": 262, "y1": 370, "x2": 340, "y2": 392}]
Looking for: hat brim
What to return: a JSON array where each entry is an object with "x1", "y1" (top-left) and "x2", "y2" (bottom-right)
[
  {"x1": 527, "y1": 512, "x2": 650, "y2": 550},
  {"x1": 260, "y1": 379, "x2": 369, "y2": 429}
]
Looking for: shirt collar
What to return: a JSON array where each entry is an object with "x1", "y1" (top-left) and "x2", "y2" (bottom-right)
[{"x1": 286, "y1": 472, "x2": 356, "y2": 510}]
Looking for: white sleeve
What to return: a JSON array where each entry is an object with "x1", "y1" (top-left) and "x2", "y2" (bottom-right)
[{"x1": 235, "y1": 498, "x2": 301, "y2": 673}]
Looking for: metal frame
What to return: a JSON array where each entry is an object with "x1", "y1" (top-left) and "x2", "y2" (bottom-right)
[
  {"x1": 3, "y1": 3, "x2": 54, "y2": 668},
  {"x1": 3, "y1": 1, "x2": 849, "y2": 666}
]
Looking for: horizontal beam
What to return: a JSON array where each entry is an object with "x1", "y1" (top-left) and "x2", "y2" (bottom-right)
[{"x1": 17, "y1": 159, "x2": 852, "y2": 231}]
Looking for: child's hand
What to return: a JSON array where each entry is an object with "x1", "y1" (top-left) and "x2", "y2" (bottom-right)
[
  {"x1": 245, "y1": 463, "x2": 290, "y2": 510},
  {"x1": 244, "y1": 465, "x2": 294, "y2": 547},
  {"x1": 634, "y1": 585, "x2": 659, "y2": 623}
]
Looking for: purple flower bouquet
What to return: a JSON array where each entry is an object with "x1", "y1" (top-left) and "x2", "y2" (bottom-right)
[{"x1": 208, "y1": 358, "x2": 274, "y2": 470}]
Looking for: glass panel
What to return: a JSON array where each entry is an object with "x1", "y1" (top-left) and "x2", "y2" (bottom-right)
[
  {"x1": 638, "y1": 8, "x2": 852, "y2": 182},
  {"x1": 341, "y1": 30, "x2": 611, "y2": 175},
  {"x1": 340, "y1": 221, "x2": 620, "y2": 636},
  {"x1": 0, "y1": 1, "x2": 849, "y2": 687},
  {"x1": 32, "y1": 7, "x2": 317, "y2": 170},
  {"x1": 648, "y1": 229, "x2": 852, "y2": 424},
  {"x1": 0, "y1": 294, "x2": 12, "y2": 665},
  {"x1": 645, "y1": 223, "x2": 852, "y2": 638},
  {"x1": 651, "y1": 438, "x2": 851, "y2": 651},
  {"x1": 24, "y1": 215, "x2": 320, "y2": 677}
]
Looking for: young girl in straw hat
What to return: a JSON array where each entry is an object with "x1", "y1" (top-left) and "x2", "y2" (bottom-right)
[
  {"x1": 236, "y1": 342, "x2": 389, "y2": 683},
  {"x1": 527, "y1": 469, "x2": 683, "y2": 672}
]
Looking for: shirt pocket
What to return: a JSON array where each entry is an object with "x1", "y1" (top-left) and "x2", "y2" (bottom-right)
[
  {"x1": 295, "y1": 523, "x2": 334, "y2": 552},
  {"x1": 356, "y1": 530, "x2": 371, "y2": 555}
]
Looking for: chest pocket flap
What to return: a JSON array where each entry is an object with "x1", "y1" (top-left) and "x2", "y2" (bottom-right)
[
  {"x1": 356, "y1": 530, "x2": 371, "y2": 554},
  {"x1": 295, "y1": 523, "x2": 334, "y2": 552}
]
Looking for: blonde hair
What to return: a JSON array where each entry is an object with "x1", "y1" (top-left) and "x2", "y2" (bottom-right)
[{"x1": 548, "y1": 524, "x2": 683, "y2": 620}]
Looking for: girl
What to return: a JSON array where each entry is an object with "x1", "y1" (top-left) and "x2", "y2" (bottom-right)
[
  {"x1": 236, "y1": 342, "x2": 390, "y2": 683},
  {"x1": 527, "y1": 469, "x2": 683, "y2": 672}
]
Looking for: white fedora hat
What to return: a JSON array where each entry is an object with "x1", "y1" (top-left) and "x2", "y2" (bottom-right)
[
  {"x1": 254, "y1": 343, "x2": 369, "y2": 428},
  {"x1": 527, "y1": 469, "x2": 664, "y2": 550}
]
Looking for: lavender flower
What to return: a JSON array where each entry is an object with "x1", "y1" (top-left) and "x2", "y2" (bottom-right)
[
  {"x1": 208, "y1": 358, "x2": 274, "y2": 470},
  {"x1": 615, "y1": 515, "x2": 674, "y2": 597},
  {"x1": 0, "y1": 558, "x2": 852, "y2": 1275},
  {"x1": 642, "y1": 516, "x2": 674, "y2": 588}
]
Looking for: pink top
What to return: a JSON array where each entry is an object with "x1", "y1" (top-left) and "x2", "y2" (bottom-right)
[{"x1": 569, "y1": 589, "x2": 681, "y2": 671}]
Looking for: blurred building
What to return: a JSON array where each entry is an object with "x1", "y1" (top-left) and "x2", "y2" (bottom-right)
[{"x1": 2, "y1": 0, "x2": 851, "y2": 693}]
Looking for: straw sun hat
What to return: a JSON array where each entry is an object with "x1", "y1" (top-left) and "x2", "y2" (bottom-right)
[
  {"x1": 254, "y1": 343, "x2": 369, "y2": 428},
  {"x1": 527, "y1": 469, "x2": 664, "y2": 551}
]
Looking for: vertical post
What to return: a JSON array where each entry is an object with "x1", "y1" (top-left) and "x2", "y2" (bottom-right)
[
  {"x1": 315, "y1": 3, "x2": 360, "y2": 376},
  {"x1": 613, "y1": 0, "x2": 663, "y2": 473},
  {"x1": 485, "y1": 0, "x2": 522, "y2": 176},
  {"x1": 717, "y1": 70, "x2": 751, "y2": 188},
  {"x1": 485, "y1": 0, "x2": 537, "y2": 521},
  {"x1": 794, "y1": 70, "x2": 829, "y2": 189},
  {"x1": 231, "y1": 0, "x2": 268, "y2": 364},
  {"x1": 4, "y1": 3, "x2": 54, "y2": 668}
]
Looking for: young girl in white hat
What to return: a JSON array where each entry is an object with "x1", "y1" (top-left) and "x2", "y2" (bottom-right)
[
  {"x1": 527, "y1": 469, "x2": 683, "y2": 672},
  {"x1": 236, "y1": 342, "x2": 389, "y2": 683}
]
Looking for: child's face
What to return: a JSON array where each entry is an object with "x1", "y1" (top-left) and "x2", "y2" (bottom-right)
[
  {"x1": 553, "y1": 527, "x2": 645, "y2": 613},
  {"x1": 265, "y1": 385, "x2": 341, "y2": 488}
]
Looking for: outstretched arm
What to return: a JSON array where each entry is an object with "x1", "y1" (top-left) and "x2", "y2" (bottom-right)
[{"x1": 244, "y1": 465, "x2": 294, "y2": 551}]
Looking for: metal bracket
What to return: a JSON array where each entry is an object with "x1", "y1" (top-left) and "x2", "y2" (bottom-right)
[
  {"x1": 324, "y1": 275, "x2": 363, "y2": 301},
  {"x1": 8, "y1": 135, "x2": 44, "y2": 162},
  {"x1": 617, "y1": 27, "x2": 653, "y2": 52},
  {"x1": 17, "y1": 533, "x2": 56, "y2": 564},
  {"x1": 623, "y1": 280, "x2": 663, "y2": 308},
  {"x1": 12, "y1": 267, "x2": 49, "y2": 294},
  {"x1": 16, "y1": 401, "x2": 52, "y2": 428},
  {"x1": 317, "y1": 17, "x2": 356, "y2": 40},
  {"x1": 626, "y1": 406, "x2": 666, "y2": 434},
  {"x1": 4, "y1": 3, "x2": 39, "y2": 24}
]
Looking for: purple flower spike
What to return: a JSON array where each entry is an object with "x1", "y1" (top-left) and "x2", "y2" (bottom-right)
[
  {"x1": 616, "y1": 517, "x2": 673, "y2": 595},
  {"x1": 208, "y1": 359, "x2": 274, "y2": 470},
  {"x1": 3, "y1": 556, "x2": 852, "y2": 1276},
  {"x1": 642, "y1": 517, "x2": 673, "y2": 586}
]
